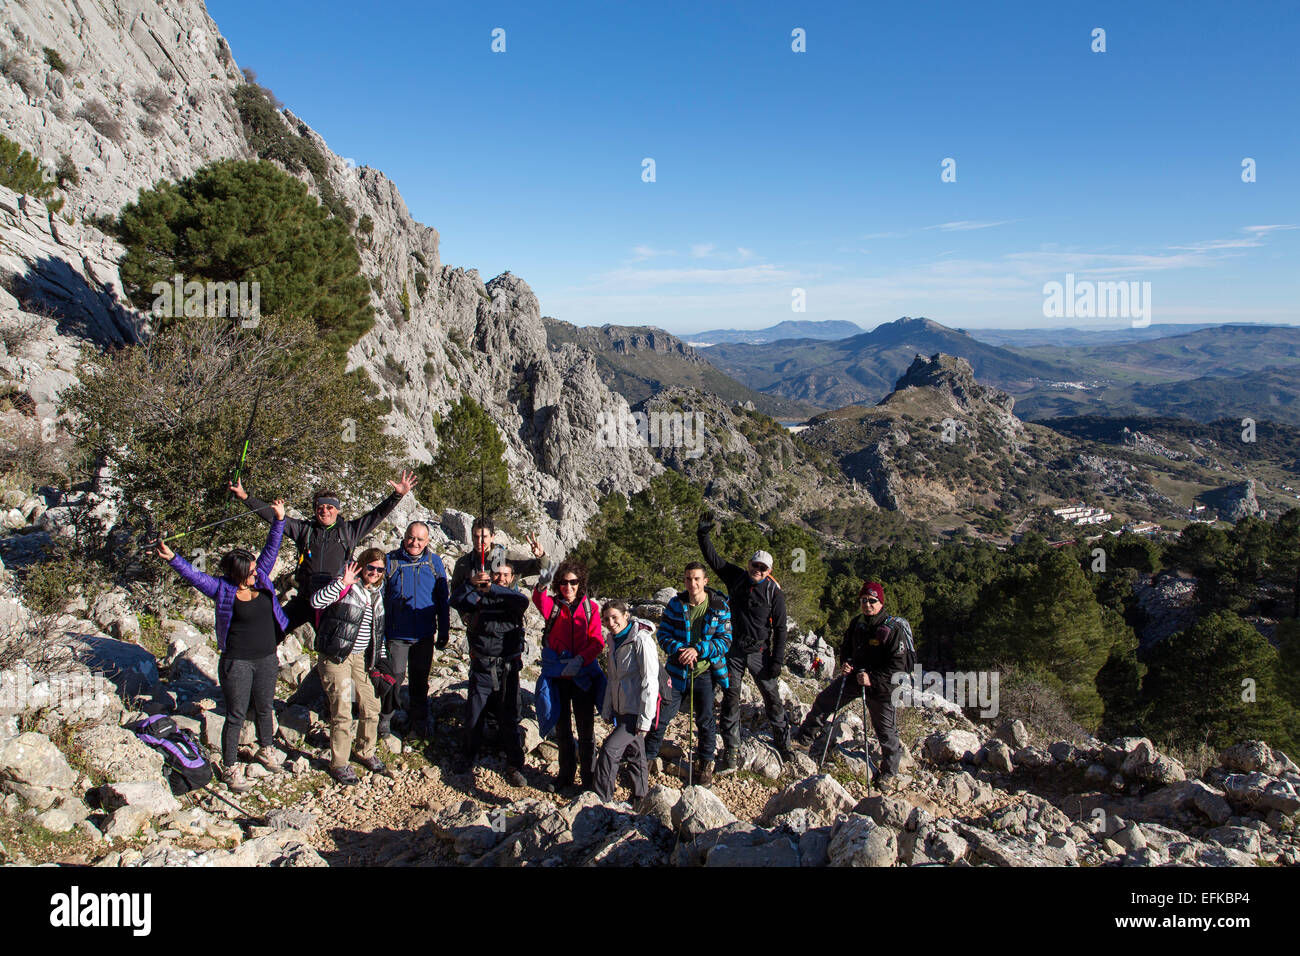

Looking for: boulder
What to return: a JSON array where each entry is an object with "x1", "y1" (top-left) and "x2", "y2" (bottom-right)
[
  {"x1": 104, "y1": 805, "x2": 152, "y2": 841},
  {"x1": 995, "y1": 718, "x2": 1029, "y2": 749},
  {"x1": 1100, "y1": 736, "x2": 1149, "y2": 769},
  {"x1": 671, "y1": 785, "x2": 735, "y2": 839},
  {"x1": 761, "y1": 774, "x2": 856, "y2": 825},
  {"x1": 980, "y1": 739, "x2": 1015, "y2": 773},
  {"x1": 856, "y1": 794, "x2": 913, "y2": 829},
  {"x1": 1219, "y1": 741, "x2": 1296, "y2": 777},
  {"x1": 99, "y1": 781, "x2": 181, "y2": 816},
  {"x1": 73, "y1": 723, "x2": 165, "y2": 784},
  {"x1": 738, "y1": 737, "x2": 783, "y2": 779},
  {"x1": 923, "y1": 730, "x2": 980, "y2": 765},
  {"x1": 1205, "y1": 825, "x2": 1261, "y2": 855},
  {"x1": 705, "y1": 834, "x2": 799, "y2": 867},
  {"x1": 828, "y1": 815, "x2": 898, "y2": 867},
  {"x1": 1013, "y1": 746, "x2": 1054, "y2": 770},
  {"x1": 0, "y1": 732, "x2": 78, "y2": 809},
  {"x1": 1223, "y1": 773, "x2": 1300, "y2": 815},
  {"x1": 1121, "y1": 739, "x2": 1185, "y2": 784},
  {"x1": 637, "y1": 785, "x2": 681, "y2": 830}
]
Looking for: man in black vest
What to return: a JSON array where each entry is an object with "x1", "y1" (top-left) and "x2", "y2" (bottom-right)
[
  {"x1": 697, "y1": 512, "x2": 792, "y2": 773},
  {"x1": 230, "y1": 471, "x2": 415, "y2": 636}
]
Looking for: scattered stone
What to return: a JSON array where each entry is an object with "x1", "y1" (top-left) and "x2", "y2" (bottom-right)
[
  {"x1": 828, "y1": 815, "x2": 898, "y2": 867},
  {"x1": 99, "y1": 781, "x2": 181, "y2": 816},
  {"x1": 0, "y1": 732, "x2": 78, "y2": 809},
  {"x1": 761, "y1": 774, "x2": 856, "y2": 825}
]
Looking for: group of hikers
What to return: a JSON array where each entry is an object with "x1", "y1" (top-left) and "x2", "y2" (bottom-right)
[{"x1": 154, "y1": 473, "x2": 913, "y2": 799}]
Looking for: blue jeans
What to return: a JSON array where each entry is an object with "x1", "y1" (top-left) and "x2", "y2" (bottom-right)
[{"x1": 644, "y1": 669, "x2": 716, "y2": 764}]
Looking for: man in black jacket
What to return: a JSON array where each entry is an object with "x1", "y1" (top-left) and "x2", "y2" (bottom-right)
[
  {"x1": 230, "y1": 471, "x2": 415, "y2": 636},
  {"x1": 794, "y1": 581, "x2": 907, "y2": 781},
  {"x1": 697, "y1": 512, "x2": 792, "y2": 772},
  {"x1": 449, "y1": 562, "x2": 530, "y2": 786}
]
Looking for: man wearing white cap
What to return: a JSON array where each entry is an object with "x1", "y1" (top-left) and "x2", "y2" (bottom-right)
[{"x1": 697, "y1": 512, "x2": 792, "y2": 773}]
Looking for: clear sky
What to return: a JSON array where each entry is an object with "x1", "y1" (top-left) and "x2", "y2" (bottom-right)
[{"x1": 208, "y1": 0, "x2": 1299, "y2": 336}]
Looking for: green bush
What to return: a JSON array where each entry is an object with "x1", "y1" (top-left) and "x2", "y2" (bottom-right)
[
  {"x1": 113, "y1": 159, "x2": 373, "y2": 363},
  {"x1": 42, "y1": 47, "x2": 66, "y2": 73},
  {"x1": 0, "y1": 134, "x2": 63, "y2": 211},
  {"x1": 62, "y1": 314, "x2": 400, "y2": 551}
]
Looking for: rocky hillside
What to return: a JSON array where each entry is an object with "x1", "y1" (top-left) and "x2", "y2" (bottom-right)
[
  {"x1": 799, "y1": 354, "x2": 1072, "y2": 518},
  {"x1": 0, "y1": 0, "x2": 660, "y2": 550},
  {"x1": 634, "y1": 387, "x2": 874, "y2": 523}
]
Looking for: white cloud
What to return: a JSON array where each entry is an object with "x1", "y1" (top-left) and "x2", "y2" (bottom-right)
[
  {"x1": 690, "y1": 243, "x2": 716, "y2": 258},
  {"x1": 925, "y1": 220, "x2": 1016, "y2": 232}
]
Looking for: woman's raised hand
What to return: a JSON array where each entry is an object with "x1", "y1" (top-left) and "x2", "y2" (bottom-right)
[
  {"x1": 154, "y1": 538, "x2": 174, "y2": 561},
  {"x1": 271, "y1": 498, "x2": 286, "y2": 521},
  {"x1": 341, "y1": 560, "x2": 361, "y2": 588}
]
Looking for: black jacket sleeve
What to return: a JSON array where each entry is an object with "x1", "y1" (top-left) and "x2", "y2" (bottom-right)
[
  {"x1": 769, "y1": 584, "x2": 788, "y2": 665},
  {"x1": 344, "y1": 489, "x2": 404, "y2": 547},
  {"x1": 450, "y1": 553, "x2": 472, "y2": 592},
  {"x1": 839, "y1": 618, "x2": 862, "y2": 671},
  {"x1": 697, "y1": 528, "x2": 746, "y2": 593}
]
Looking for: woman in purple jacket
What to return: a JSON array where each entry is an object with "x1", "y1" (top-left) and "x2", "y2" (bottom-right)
[{"x1": 155, "y1": 499, "x2": 288, "y2": 793}]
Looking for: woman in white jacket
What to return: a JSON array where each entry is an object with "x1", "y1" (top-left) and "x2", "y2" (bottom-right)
[{"x1": 594, "y1": 601, "x2": 660, "y2": 801}]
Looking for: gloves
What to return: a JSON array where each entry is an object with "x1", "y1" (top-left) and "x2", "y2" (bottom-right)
[
  {"x1": 762, "y1": 660, "x2": 783, "y2": 681},
  {"x1": 561, "y1": 656, "x2": 583, "y2": 678},
  {"x1": 697, "y1": 511, "x2": 715, "y2": 535}
]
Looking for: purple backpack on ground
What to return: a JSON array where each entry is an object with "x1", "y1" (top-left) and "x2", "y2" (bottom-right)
[{"x1": 128, "y1": 715, "x2": 213, "y2": 794}]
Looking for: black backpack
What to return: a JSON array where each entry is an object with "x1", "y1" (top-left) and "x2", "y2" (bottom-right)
[{"x1": 128, "y1": 715, "x2": 213, "y2": 795}]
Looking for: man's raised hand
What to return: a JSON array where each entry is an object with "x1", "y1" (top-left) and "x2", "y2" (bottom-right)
[
  {"x1": 389, "y1": 470, "x2": 417, "y2": 497},
  {"x1": 228, "y1": 478, "x2": 249, "y2": 500}
]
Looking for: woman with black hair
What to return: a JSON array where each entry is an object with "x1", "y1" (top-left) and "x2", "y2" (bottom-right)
[{"x1": 156, "y1": 499, "x2": 288, "y2": 792}]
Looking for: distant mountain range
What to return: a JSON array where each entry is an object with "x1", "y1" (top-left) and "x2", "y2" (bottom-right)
[
  {"x1": 686, "y1": 319, "x2": 864, "y2": 346},
  {"x1": 542, "y1": 318, "x2": 821, "y2": 419},
  {"x1": 966, "y1": 324, "x2": 1231, "y2": 348}
]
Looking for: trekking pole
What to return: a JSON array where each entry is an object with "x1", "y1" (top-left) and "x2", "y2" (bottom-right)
[
  {"x1": 818, "y1": 674, "x2": 849, "y2": 769},
  {"x1": 860, "y1": 684, "x2": 873, "y2": 798},
  {"x1": 200, "y1": 782, "x2": 263, "y2": 823},
  {"x1": 140, "y1": 509, "x2": 261, "y2": 551},
  {"x1": 687, "y1": 666, "x2": 694, "y2": 787}
]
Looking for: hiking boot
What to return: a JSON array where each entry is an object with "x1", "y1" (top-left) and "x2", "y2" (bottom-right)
[
  {"x1": 329, "y1": 765, "x2": 360, "y2": 786},
  {"x1": 356, "y1": 755, "x2": 389, "y2": 775},
  {"x1": 504, "y1": 767, "x2": 527, "y2": 788},
  {"x1": 695, "y1": 759, "x2": 715, "y2": 787},
  {"x1": 792, "y1": 727, "x2": 816, "y2": 750},
  {"x1": 376, "y1": 715, "x2": 393, "y2": 739},
  {"x1": 774, "y1": 728, "x2": 794, "y2": 762},
  {"x1": 222, "y1": 763, "x2": 252, "y2": 793},
  {"x1": 254, "y1": 745, "x2": 283, "y2": 772},
  {"x1": 716, "y1": 750, "x2": 740, "y2": 775}
]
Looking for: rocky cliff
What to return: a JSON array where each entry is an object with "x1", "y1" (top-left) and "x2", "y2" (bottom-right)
[{"x1": 0, "y1": 0, "x2": 659, "y2": 550}]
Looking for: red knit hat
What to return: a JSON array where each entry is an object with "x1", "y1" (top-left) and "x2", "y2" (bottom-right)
[{"x1": 859, "y1": 581, "x2": 885, "y2": 604}]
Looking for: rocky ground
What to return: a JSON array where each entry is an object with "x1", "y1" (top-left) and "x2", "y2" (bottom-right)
[{"x1": 3, "y1": 533, "x2": 1298, "y2": 867}]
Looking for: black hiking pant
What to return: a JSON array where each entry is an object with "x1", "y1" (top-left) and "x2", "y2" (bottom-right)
[
  {"x1": 644, "y1": 669, "x2": 716, "y2": 764},
  {"x1": 799, "y1": 676, "x2": 902, "y2": 775},
  {"x1": 464, "y1": 654, "x2": 524, "y2": 768},
  {"x1": 719, "y1": 647, "x2": 788, "y2": 754},
  {"x1": 217, "y1": 652, "x2": 278, "y2": 767},
  {"x1": 553, "y1": 678, "x2": 597, "y2": 788},
  {"x1": 385, "y1": 636, "x2": 435, "y2": 723}
]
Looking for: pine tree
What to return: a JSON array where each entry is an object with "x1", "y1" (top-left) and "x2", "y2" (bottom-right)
[
  {"x1": 114, "y1": 159, "x2": 372, "y2": 362},
  {"x1": 1142, "y1": 610, "x2": 1296, "y2": 754},
  {"x1": 0, "y1": 134, "x2": 63, "y2": 211},
  {"x1": 416, "y1": 395, "x2": 516, "y2": 521}
]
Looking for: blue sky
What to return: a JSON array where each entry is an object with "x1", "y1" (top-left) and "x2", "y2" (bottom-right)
[{"x1": 209, "y1": 0, "x2": 1299, "y2": 335}]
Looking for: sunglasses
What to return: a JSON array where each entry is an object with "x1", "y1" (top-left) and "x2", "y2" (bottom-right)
[
  {"x1": 861, "y1": 597, "x2": 881, "y2": 604},
  {"x1": 558, "y1": 579, "x2": 579, "y2": 587},
  {"x1": 750, "y1": 563, "x2": 769, "y2": 572},
  {"x1": 364, "y1": 565, "x2": 384, "y2": 574}
]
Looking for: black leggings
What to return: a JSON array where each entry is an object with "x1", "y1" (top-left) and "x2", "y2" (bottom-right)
[{"x1": 217, "y1": 652, "x2": 278, "y2": 767}]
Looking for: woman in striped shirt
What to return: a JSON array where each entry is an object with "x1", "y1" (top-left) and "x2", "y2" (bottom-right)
[{"x1": 311, "y1": 547, "x2": 389, "y2": 784}]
